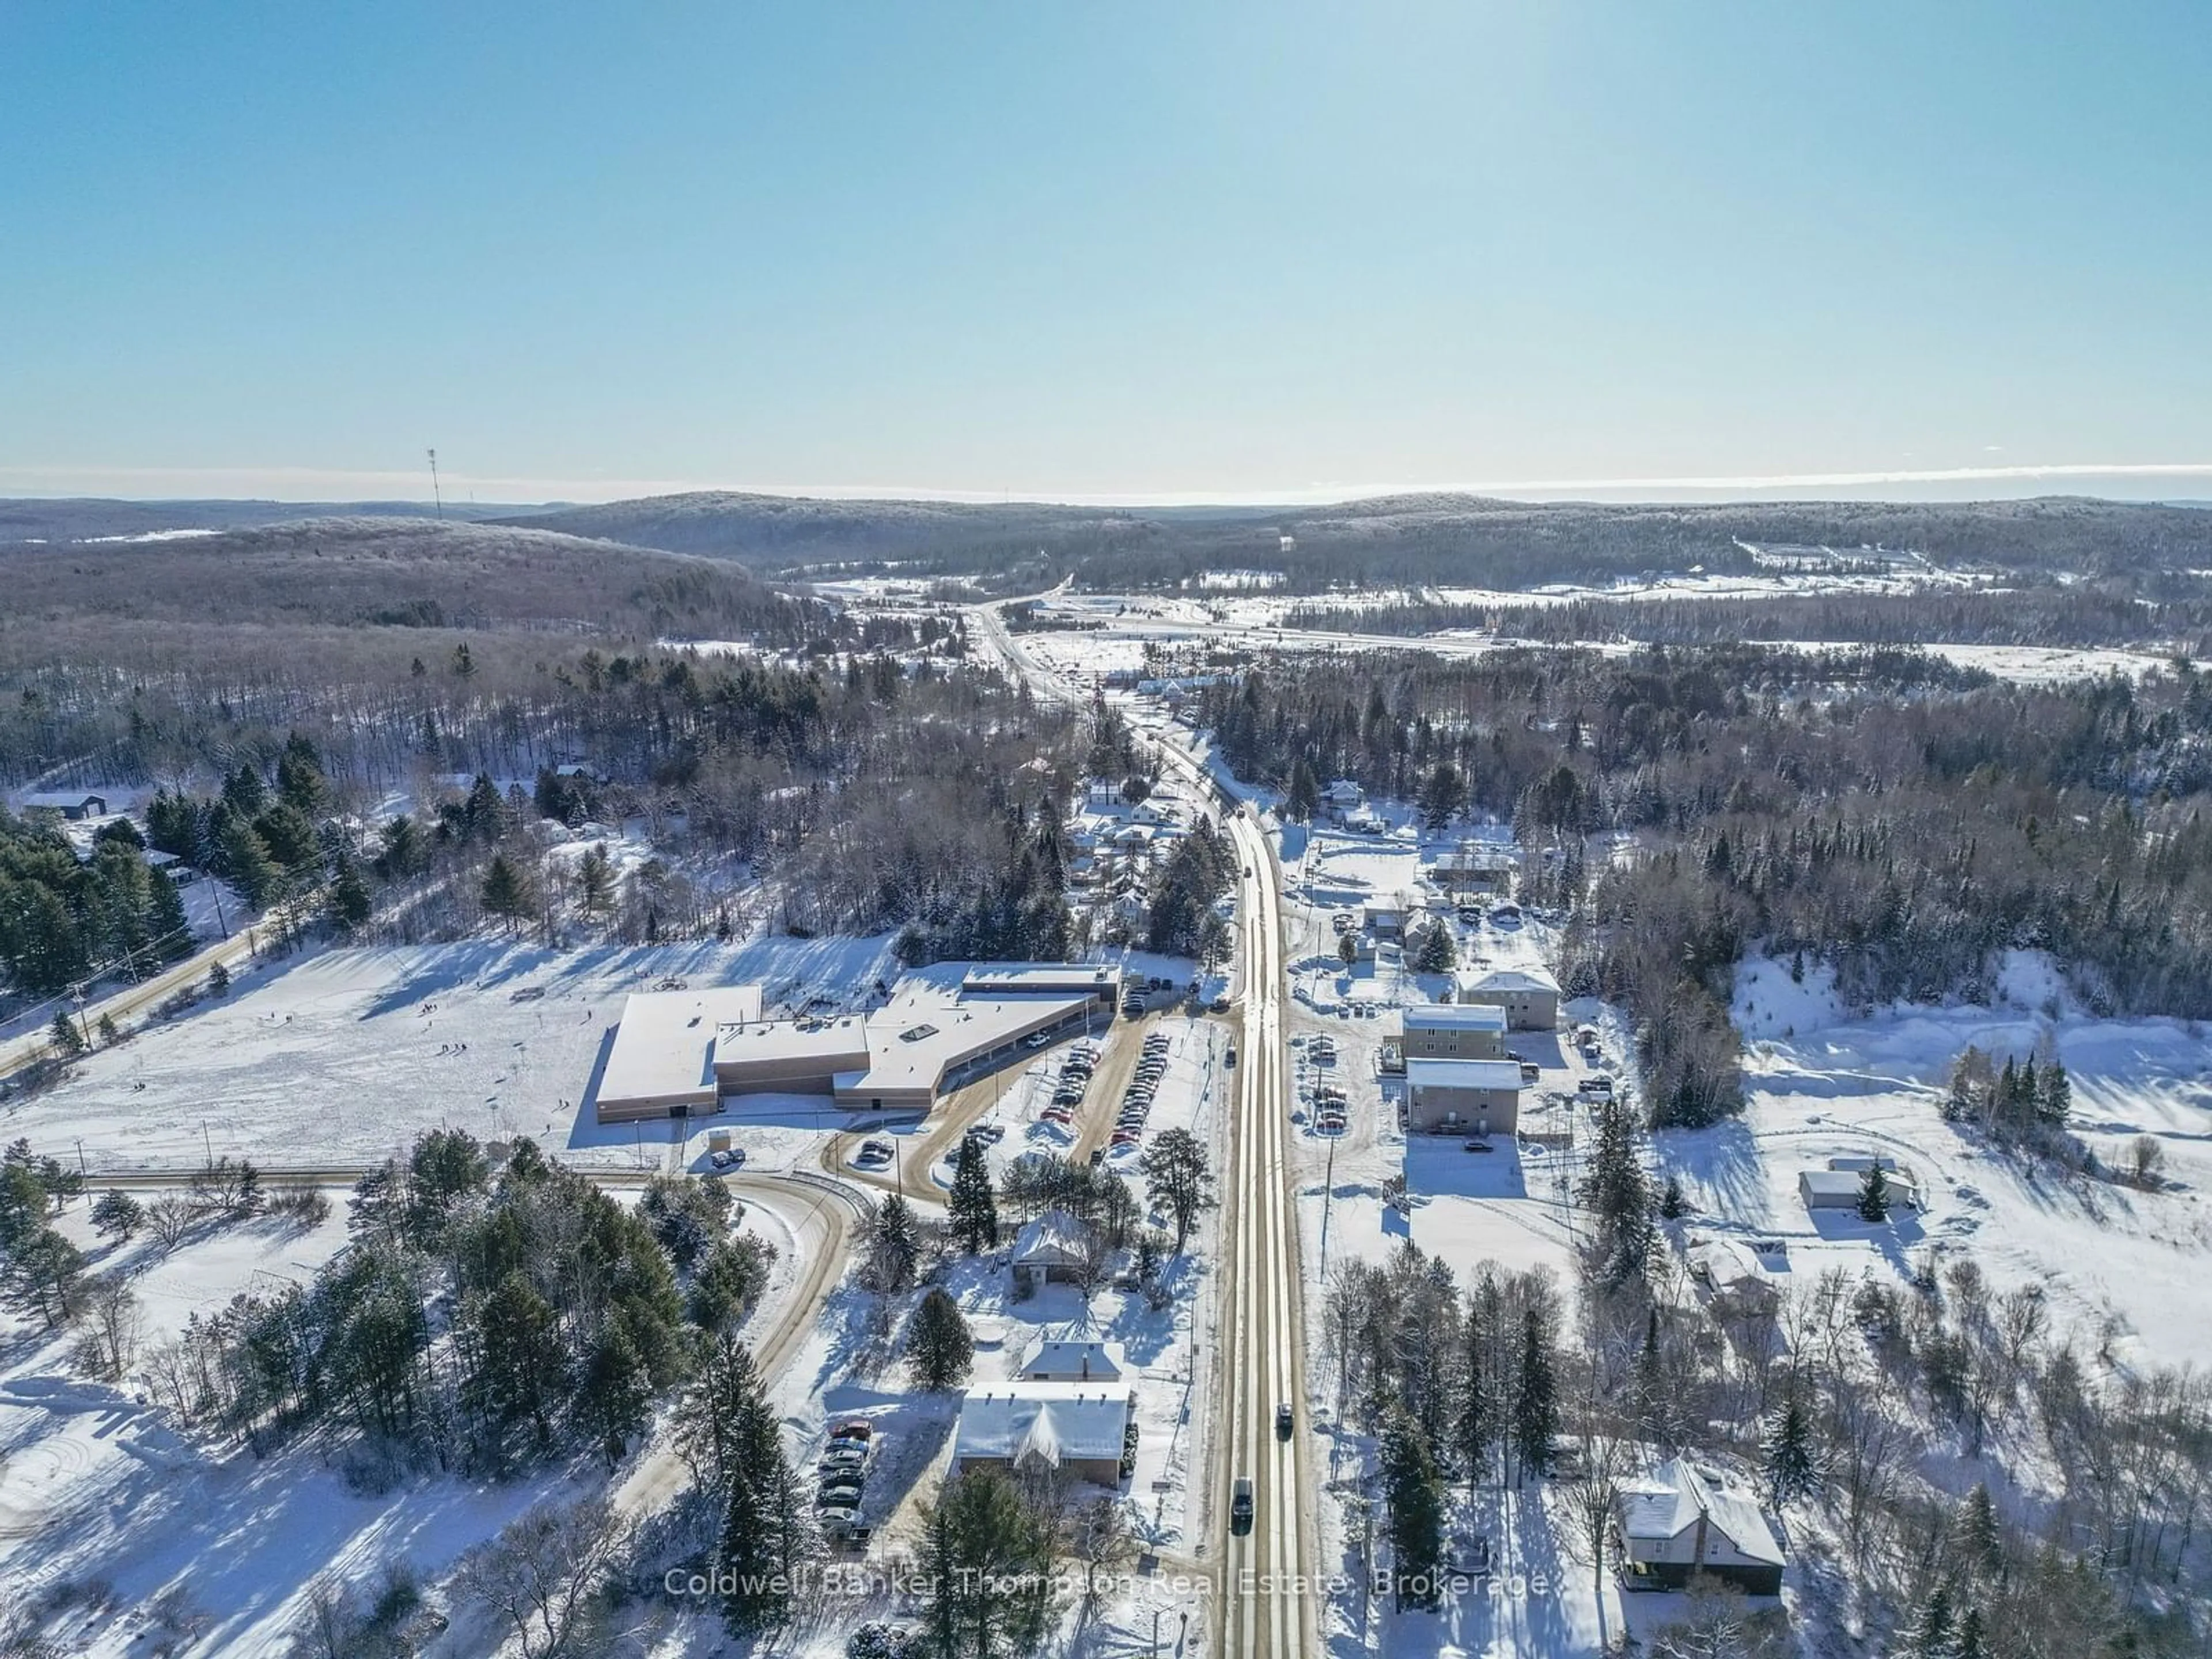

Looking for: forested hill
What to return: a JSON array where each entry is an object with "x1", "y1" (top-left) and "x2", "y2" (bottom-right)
[
  {"x1": 494, "y1": 491, "x2": 1167, "y2": 576},
  {"x1": 0, "y1": 516, "x2": 806, "y2": 639},
  {"x1": 500, "y1": 491, "x2": 2212, "y2": 590}
]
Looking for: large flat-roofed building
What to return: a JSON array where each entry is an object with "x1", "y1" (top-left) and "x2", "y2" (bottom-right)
[
  {"x1": 592, "y1": 964, "x2": 1101, "y2": 1124},
  {"x1": 711, "y1": 1013, "x2": 872, "y2": 1098},
  {"x1": 1399, "y1": 1001, "x2": 1509, "y2": 1062},
  {"x1": 959, "y1": 965, "x2": 1122, "y2": 1005},
  {"x1": 594, "y1": 986, "x2": 766, "y2": 1121},
  {"x1": 1404, "y1": 1056, "x2": 1524, "y2": 1135}
]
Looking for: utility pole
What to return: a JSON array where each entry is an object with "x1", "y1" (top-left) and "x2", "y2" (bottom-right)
[
  {"x1": 201, "y1": 1120, "x2": 213, "y2": 1166},
  {"x1": 427, "y1": 448, "x2": 442, "y2": 520}
]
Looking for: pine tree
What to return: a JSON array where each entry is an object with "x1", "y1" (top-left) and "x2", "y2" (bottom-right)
[
  {"x1": 146, "y1": 866, "x2": 192, "y2": 960},
  {"x1": 217, "y1": 815, "x2": 282, "y2": 909},
  {"x1": 1380, "y1": 1407, "x2": 1446, "y2": 1609},
  {"x1": 1285, "y1": 757, "x2": 1321, "y2": 823},
  {"x1": 1763, "y1": 1387, "x2": 1818, "y2": 1506},
  {"x1": 207, "y1": 959, "x2": 232, "y2": 997},
  {"x1": 1958, "y1": 1483, "x2": 2003, "y2": 1582},
  {"x1": 1412, "y1": 920, "x2": 1457, "y2": 974},
  {"x1": 1952, "y1": 1605, "x2": 1988, "y2": 1659},
  {"x1": 1658, "y1": 1173, "x2": 1687, "y2": 1220},
  {"x1": 575, "y1": 1325, "x2": 651, "y2": 1467},
  {"x1": 2037, "y1": 1060, "x2": 2072, "y2": 1128},
  {"x1": 1907, "y1": 1584, "x2": 1956, "y2": 1658},
  {"x1": 90, "y1": 1189, "x2": 143, "y2": 1241},
  {"x1": 907, "y1": 1286, "x2": 975, "y2": 1391},
  {"x1": 1454, "y1": 1309, "x2": 1495, "y2": 1490},
  {"x1": 328, "y1": 855, "x2": 372, "y2": 933},
  {"x1": 48, "y1": 1008, "x2": 86, "y2": 1059},
  {"x1": 866, "y1": 1193, "x2": 920, "y2": 1293},
  {"x1": 1858, "y1": 1165, "x2": 1891, "y2": 1223},
  {"x1": 480, "y1": 854, "x2": 533, "y2": 933},
  {"x1": 577, "y1": 843, "x2": 615, "y2": 915},
  {"x1": 947, "y1": 1136, "x2": 1000, "y2": 1253},
  {"x1": 1141, "y1": 1127, "x2": 1215, "y2": 1253},
  {"x1": 1510, "y1": 1305, "x2": 1558, "y2": 1485},
  {"x1": 1578, "y1": 1100, "x2": 1653, "y2": 1282},
  {"x1": 96, "y1": 1012, "x2": 120, "y2": 1046}
]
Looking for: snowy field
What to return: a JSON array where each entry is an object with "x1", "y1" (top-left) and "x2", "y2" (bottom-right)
[
  {"x1": 0, "y1": 934, "x2": 903, "y2": 1175},
  {"x1": 1671, "y1": 952, "x2": 2212, "y2": 1373},
  {"x1": 979, "y1": 586, "x2": 2186, "y2": 692}
]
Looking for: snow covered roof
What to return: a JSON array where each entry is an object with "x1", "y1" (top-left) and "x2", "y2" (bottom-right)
[
  {"x1": 600, "y1": 985, "x2": 767, "y2": 1108},
  {"x1": 960, "y1": 965, "x2": 1119, "y2": 998},
  {"x1": 1401, "y1": 1002, "x2": 1509, "y2": 1033},
  {"x1": 1019, "y1": 1338, "x2": 1127, "y2": 1381},
  {"x1": 1618, "y1": 1459, "x2": 1785, "y2": 1565},
  {"x1": 18, "y1": 791, "x2": 105, "y2": 810},
  {"x1": 1404, "y1": 1058, "x2": 1525, "y2": 1092},
  {"x1": 953, "y1": 1382, "x2": 1133, "y2": 1467},
  {"x1": 1461, "y1": 966, "x2": 1560, "y2": 995},
  {"x1": 1011, "y1": 1207, "x2": 1094, "y2": 1268},
  {"x1": 838, "y1": 987, "x2": 1092, "y2": 1096}
]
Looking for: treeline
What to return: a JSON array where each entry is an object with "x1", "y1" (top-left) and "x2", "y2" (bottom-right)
[
  {"x1": 140, "y1": 1131, "x2": 772, "y2": 1476},
  {"x1": 1201, "y1": 649, "x2": 2212, "y2": 1123},
  {"x1": 1285, "y1": 583, "x2": 2212, "y2": 656},
  {"x1": 0, "y1": 811, "x2": 194, "y2": 996}
]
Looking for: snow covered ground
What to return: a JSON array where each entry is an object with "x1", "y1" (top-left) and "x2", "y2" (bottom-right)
[
  {"x1": 0, "y1": 934, "x2": 903, "y2": 1175},
  {"x1": 1670, "y1": 952, "x2": 2212, "y2": 1373}
]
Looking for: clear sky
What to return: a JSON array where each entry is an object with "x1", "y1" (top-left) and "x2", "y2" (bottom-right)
[{"x1": 4, "y1": 1, "x2": 2209, "y2": 504}]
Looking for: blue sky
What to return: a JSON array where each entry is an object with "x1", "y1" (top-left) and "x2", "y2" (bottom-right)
[{"x1": 3, "y1": 1, "x2": 2208, "y2": 503}]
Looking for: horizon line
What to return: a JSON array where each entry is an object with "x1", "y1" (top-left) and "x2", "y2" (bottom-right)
[{"x1": 3, "y1": 459, "x2": 2212, "y2": 510}]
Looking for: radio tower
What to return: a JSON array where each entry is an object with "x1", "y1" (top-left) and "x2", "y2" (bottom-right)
[{"x1": 427, "y1": 448, "x2": 443, "y2": 519}]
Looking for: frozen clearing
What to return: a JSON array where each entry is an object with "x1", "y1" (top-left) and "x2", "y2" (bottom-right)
[
  {"x1": 1, "y1": 934, "x2": 901, "y2": 1174},
  {"x1": 1666, "y1": 953, "x2": 2212, "y2": 1371}
]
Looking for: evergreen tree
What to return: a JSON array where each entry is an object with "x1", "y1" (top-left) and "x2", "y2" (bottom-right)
[
  {"x1": 907, "y1": 1286, "x2": 975, "y2": 1391},
  {"x1": 1577, "y1": 1100, "x2": 1653, "y2": 1283},
  {"x1": 1762, "y1": 1387, "x2": 1819, "y2": 1506},
  {"x1": 328, "y1": 855, "x2": 372, "y2": 933},
  {"x1": 1906, "y1": 1583, "x2": 1955, "y2": 1658},
  {"x1": 1510, "y1": 1304, "x2": 1558, "y2": 1485},
  {"x1": 1379, "y1": 1406, "x2": 1446, "y2": 1610},
  {"x1": 275, "y1": 733, "x2": 327, "y2": 813},
  {"x1": 2036, "y1": 1060, "x2": 2073, "y2": 1128},
  {"x1": 1454, "y1": 1312, "x2": 1496, "y2": 1491},
  {"x1": 577, "y1": 843, "x2": 615, "y2": 915},
  {"x1": 947, "y1": 1137, "x2": 1000, "y2": 1253},
  {"x1": 90, "y1": 1189, "x2": 143, "y2": 1241},
  {"x1": 217, "y1": 815, "x2": 282, "y2": 909},
  {"x1": 1958, "y1": 1483, "x2": 2003, "y2": 1582},
  {"x1": 480, "y1": 854, "x2": 534, "y2": 932},
  {"x1": 207, "y1": 959, "x2": 232, "y2": 996},
  {"x1": 1658, "y1": 1173, "x2": 1687, "y2": 1219},
  {"x1": 1141, "y1": 1127, "x2": 1215, "y2": 1253},
  {"x1": 1858, "y1": 1165, "x2": 1891, "y2": 1222},
  {"x1": 96, "y1": 1012, "x2": 119, "y2": 1045},
  {"x1": 465, "y1": 1272, "x2": 562, "y2": 1454},
  {"x1": 919, "y1": 1468, "x2": 1056, "y2": 1659},
  {"x1": 146, "y1": 865, "x2": 192, "y2": 960},
  {"x1": 1285, "y1": 756, "x2": 1321, "y2": 823},
  {"x1": 1418, "y1": 760, "x2": 1466, "y2": 830},
  {"x1": 866, "y1": 1192, "x2": 921, "y2": 1292},
  {"x1": 1411, "y1": 919, "x2": 1457, "y2": 974},
  {"x1": 1952, "y1": 1605, "x2": 1988, "y2": 1659},
  {"x1": 48, "y1": 1007, "x2": 86, "y2": 1059},
  {"x1": 575, "y1": 1324, "x2": 652, "y2": 1467}
]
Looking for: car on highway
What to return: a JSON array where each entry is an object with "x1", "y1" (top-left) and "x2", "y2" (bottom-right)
[
  {"x1": 1231, "y1": 1476, "x2": 1254, "y2": 1532},
  {"x1": 1276, "y1": 1402, "x2": 1293, "y2": 1437}
]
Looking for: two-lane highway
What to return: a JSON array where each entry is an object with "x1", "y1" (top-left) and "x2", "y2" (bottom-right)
[{"x1": 972, "y1": 597, "x2": 1319, "y2": 1656}]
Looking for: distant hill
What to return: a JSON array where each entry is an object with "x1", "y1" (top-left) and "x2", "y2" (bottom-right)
[
  {"x1": 0, "y1": 515, "x2": 806, "y2": 639},
  {"x1": 0, "y1": 497, "x2": 534, "y2": 546},
  {"x1": 494, "y1": 491, "x2": 1180, "y2": 571}
]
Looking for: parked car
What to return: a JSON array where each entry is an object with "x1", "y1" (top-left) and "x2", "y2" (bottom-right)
[
  {"x1": 1463, "y1": 1138, "x2": 1494, "y2": 1153},
  {"x1": 1578, "y1": 1075, "x2": 1613, "y2": 1096}
]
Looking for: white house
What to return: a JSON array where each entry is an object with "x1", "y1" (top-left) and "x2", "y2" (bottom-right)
[
  {"x1": 1018, "y1": 1338, "x2": 1127, "y2": 1384},
  {"x1": 1617, "y1": 1458, "x2": 1786, "y2": 1594},
  {"x1": 1010, "y1": 1208, "x2": 1096, "y2": 1291},
  {"x1": 950, "y1": 1382, "x2": 1134, "y2": 1488},
  {"x1": 1322, "y1": 779, "x2": 1365, "y2": 816},
  {"x1": 1799, "y1": 1168, "x2": 1919, "y2": 1213}
]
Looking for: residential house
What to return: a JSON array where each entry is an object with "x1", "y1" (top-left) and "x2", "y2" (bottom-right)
[
  {"x1": 1798, "y1": 1168, "x2": 1919, "y2": 1213},
  {"x1": 1010, "y1": 1208, "x2": 1096, "y2": 1292},
  {"x1": 1403, "y1": 1057, "x2": 1524, "y2": 1136},
  {"x1": 1399, "y1": 1001, "x2": 1509, "y2": 1062},
  {"x1": 950, "y1": 1382, "x2": 1134, "y2": 1487},
  {"x1": 1018, "y1": 1338, "x2": 1127, "y2": 1384},
  {"x1": 1616, "y1": 1459, "x2": 1786, "y2": 1595}
]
